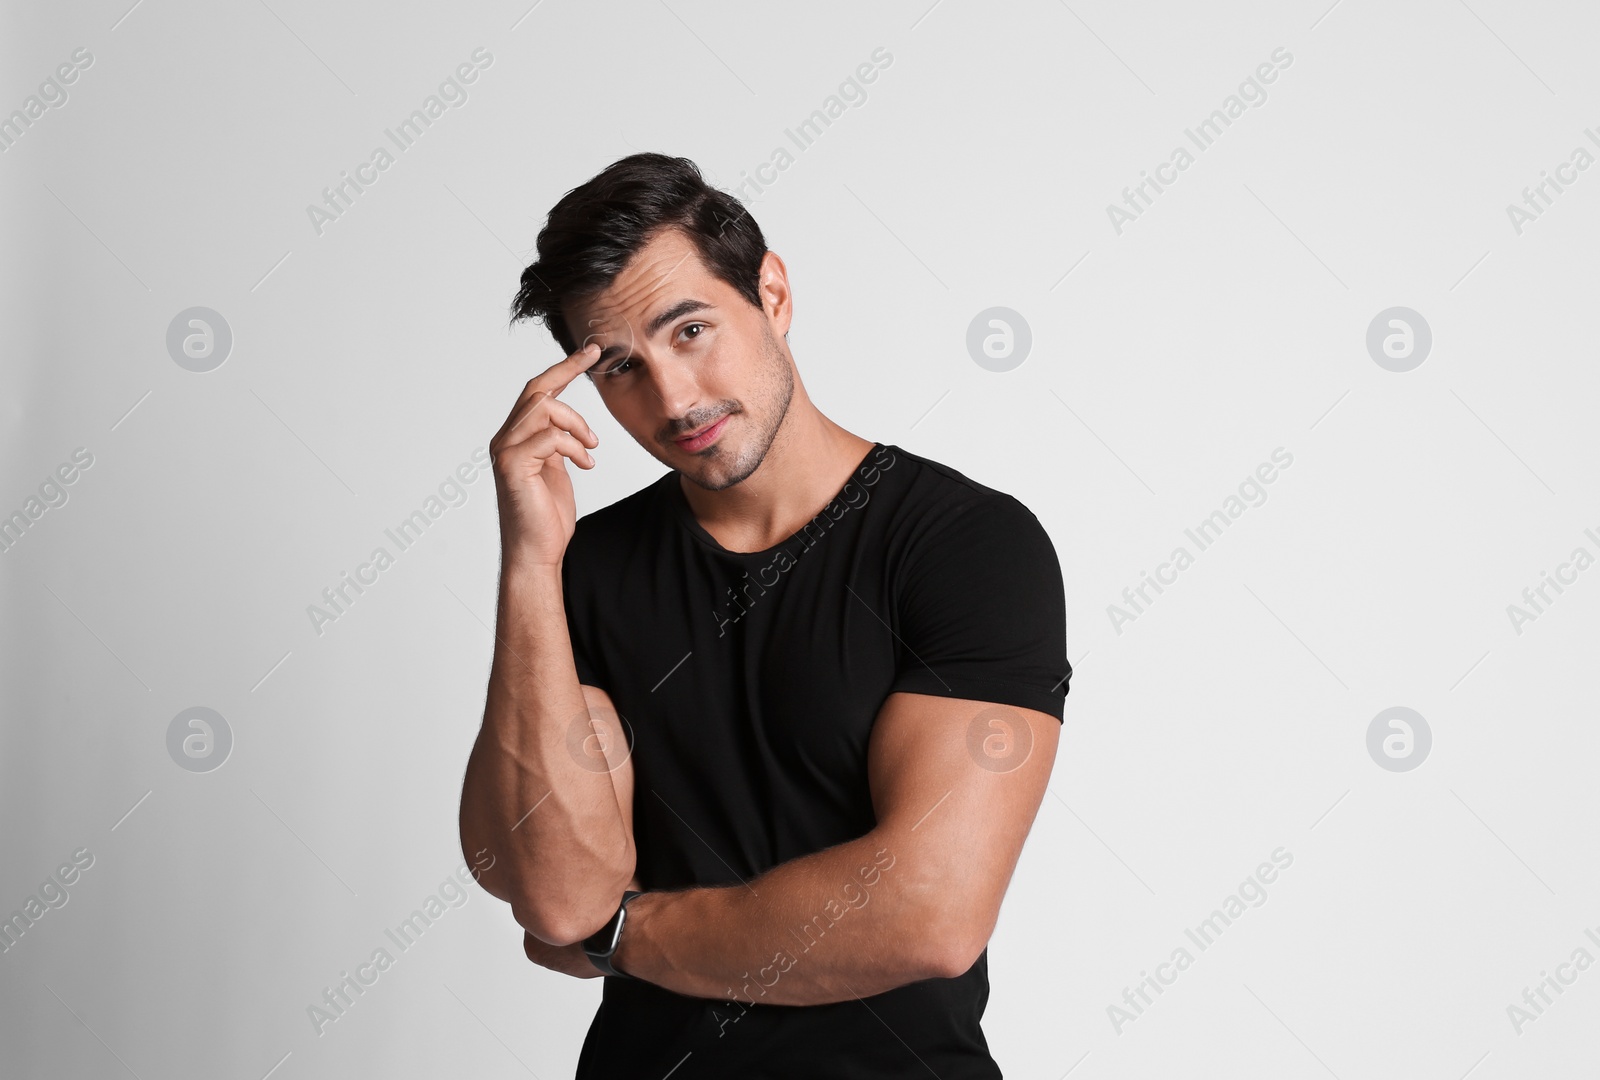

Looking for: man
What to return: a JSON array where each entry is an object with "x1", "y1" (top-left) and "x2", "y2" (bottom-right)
[{"x1": 458, "y1": 153, "x2": 1071, "y2": 1078}]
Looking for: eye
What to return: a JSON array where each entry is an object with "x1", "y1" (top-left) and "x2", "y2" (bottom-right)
[{"x1": 595, "y1": 324, "x2": 706, "y2": 379}]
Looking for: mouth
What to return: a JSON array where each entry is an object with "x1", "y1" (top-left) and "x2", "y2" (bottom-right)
[{"x1": 674, "y1": 414, "x2": 731, "y2": 452}]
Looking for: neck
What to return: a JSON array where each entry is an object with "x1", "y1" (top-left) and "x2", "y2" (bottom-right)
[{"x1": 678, "y1": 409, "x2": 874, "y2": 553}]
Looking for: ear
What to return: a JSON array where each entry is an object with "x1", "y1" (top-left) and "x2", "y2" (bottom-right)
[{"x1": 757, "y1": 250, "x2": 793, "y2": 336}]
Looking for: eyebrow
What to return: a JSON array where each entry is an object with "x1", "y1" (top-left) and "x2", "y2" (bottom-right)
[{"x1": 594, "y1": 298, "x2": 713, "y2": 365}]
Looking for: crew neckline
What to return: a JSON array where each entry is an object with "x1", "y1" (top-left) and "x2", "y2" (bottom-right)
[{"x1": 666, "y1": 441, "x2": 884, "y2": 559}]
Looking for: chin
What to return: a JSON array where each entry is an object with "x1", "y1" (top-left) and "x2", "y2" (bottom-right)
[
  {"x1": 687, "y1": 446, "x2": 761, "y2": 491},
  {"x1": 689, "y1": 460, "x2": 740, "y2": 492}
]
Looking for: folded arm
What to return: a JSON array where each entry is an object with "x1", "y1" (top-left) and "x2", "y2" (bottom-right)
[{"x1": 574, "y1": 691, "x2": 1060, "y2": 1006}]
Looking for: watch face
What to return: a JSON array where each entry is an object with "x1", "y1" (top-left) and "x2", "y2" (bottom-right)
[{"x1": 584, "y1": 891, "x2": 641, "y2": 958}]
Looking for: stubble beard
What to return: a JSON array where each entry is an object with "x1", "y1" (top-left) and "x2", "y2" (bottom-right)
[{"x1": 681, "y1": 322, "x2": 793, "y2": 493}]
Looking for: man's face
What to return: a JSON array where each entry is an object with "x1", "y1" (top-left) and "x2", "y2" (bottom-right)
[{"x1": 563, "y1": 227, "x2": 794, "y2": 491}]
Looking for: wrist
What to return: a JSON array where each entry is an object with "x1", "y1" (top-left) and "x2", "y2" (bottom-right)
[
  {"x1": 499, "y1": 550, "x2": 565, "y2": 587},
  {"x1": 610, "y1": 891, "x2": 660, "y2": 981}
]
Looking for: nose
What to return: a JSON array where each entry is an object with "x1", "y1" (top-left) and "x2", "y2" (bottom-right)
[{"x1": 645, "y1": 351, "x2": 705, "y2": 427}]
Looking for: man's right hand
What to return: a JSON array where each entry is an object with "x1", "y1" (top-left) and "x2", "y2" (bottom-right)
[{"x1": 489, "y1": 343, "x2": 604, "y2": 570}]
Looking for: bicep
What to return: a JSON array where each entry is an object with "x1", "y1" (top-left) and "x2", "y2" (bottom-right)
[{"x1": 866, "y1": 691, "x2": 1060, "y2": 945}]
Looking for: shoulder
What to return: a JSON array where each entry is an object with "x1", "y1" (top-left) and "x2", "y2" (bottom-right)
[{"x1": 880, "y1": 444, "x2": 1050, "y2": 541}]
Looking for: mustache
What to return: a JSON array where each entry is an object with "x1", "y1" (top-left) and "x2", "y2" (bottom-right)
[{"x1": 669, "y1": 406, "x2": 737, "y2": 439}]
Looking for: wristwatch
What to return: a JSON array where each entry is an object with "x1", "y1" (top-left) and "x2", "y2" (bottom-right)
[{"x1": 581, "y1": 890, "x2": 643, "y2": 978}]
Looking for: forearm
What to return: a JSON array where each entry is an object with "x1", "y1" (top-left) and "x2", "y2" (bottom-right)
[
  {"x1": 613, "y1": 829, "x2": 966, "y2": 1006},
  {"x1": 459, "y1": 558, "x2": 633, "y2": 944}
]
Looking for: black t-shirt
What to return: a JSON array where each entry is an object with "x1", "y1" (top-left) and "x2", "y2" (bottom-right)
[{"x1": 560, "y1": 441, "x2": 1070, "y2": 1079}]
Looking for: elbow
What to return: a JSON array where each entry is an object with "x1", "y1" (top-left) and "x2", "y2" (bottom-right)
[
  {"x1": 515, "y1": 903, "x2": 589, "y2": 949},
  {"x1": 515, "y1": 894, "x2": 617, "y2": 949},
  {"x1": 511, "y1": 884, "x2": 590, "y2": 947},
  {"x1": 918, "y1": 908, "x2": 991, "y2": 981},
  {"x1": 511, "y1": 857, "x2": 637, "y2": 948},
  {"x1": 923, "y1": 931, "x2": 987, "y2": 981},
  {"x1": 889, "y1": 861, "x2": 990, "y2": 981}
]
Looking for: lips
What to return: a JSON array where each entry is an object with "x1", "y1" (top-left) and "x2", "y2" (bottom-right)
[{"x1": 674, "y1": 414, "x2": 729, "y2": 451}]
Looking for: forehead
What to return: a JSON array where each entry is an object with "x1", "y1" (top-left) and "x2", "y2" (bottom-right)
[{"x1": 564, "y1": 228, "x2": 717, "y2": 340}]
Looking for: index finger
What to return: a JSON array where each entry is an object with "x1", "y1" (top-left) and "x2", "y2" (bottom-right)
[
  {"x1": 540, "y1": 340, "x2": 604, "y2": 395},
  {"x1": 498, "y1": 342, "x2": 601, "y2": 430}
]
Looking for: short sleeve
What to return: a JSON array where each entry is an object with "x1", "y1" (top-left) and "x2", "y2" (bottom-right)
[
  {"x1": 560, "y1": 546, "x2": 607, "y2": 690},
  {"x1": 887, "y1": 496, "x2": 1070, "y2": 722}
]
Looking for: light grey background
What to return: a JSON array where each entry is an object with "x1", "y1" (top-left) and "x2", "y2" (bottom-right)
[{"x1": 3, "y1": 0, "x2": 1597, "y2": 1077}]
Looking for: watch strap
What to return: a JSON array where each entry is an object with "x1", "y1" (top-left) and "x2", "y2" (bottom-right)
[{"x1": 583, "y1": 889, "x2": 643, "y2": 978}]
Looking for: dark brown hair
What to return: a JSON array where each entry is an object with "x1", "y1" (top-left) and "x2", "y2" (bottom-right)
[{"x1": 509, "y1": 153, "x2": 768, "y2": 365}]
